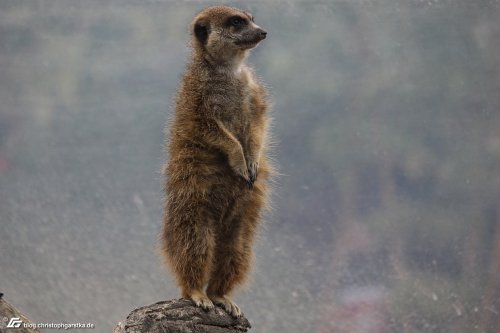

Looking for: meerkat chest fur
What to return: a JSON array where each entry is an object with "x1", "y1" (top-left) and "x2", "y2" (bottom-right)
[{"x1": 204, "y1": 67, "x2": 255, "y2": 137}]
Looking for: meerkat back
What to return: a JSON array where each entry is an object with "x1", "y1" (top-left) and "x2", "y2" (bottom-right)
[{"x1": 161, "y1": 5, "x2": 271, "y2": 318}]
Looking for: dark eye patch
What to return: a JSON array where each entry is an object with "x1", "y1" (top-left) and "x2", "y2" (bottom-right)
[{"x1": 228, "y1": 16, "x2": 247, "y2": 28}]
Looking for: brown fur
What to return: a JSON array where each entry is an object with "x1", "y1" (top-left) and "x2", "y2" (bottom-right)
[{"x1": 161, "y1": 6, "x2": 271, "y2": 317}]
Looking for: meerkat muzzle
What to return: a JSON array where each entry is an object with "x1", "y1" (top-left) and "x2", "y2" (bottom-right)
[{"x1": 235, "y1": 28, "x2": 267, "y2": 48}]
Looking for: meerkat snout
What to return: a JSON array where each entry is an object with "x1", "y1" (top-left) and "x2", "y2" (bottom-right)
[{"x1": 234, "y1": 23, "x2": 267, "y2": 48}]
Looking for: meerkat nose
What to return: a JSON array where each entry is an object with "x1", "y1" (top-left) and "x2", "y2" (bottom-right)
[{"x1": 260, "y1": 30, "x2": 267, "y2": 39}]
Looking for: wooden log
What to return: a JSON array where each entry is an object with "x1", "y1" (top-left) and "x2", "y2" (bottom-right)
[{"x1": 113, "y1": 299, "x2": 251, "y2": 333}]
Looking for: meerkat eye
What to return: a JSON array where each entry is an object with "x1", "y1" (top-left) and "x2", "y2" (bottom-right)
[{"x1": 230, "y1": 16, "x2": 246, "y2": 27}]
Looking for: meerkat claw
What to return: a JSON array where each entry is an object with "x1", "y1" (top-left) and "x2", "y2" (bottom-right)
[
  {"x1": 248, "y1": 161, "x2": 259, "y2": 182},
  {"x1": 210, "y1": 296, "x2": 242, "y2": 317},
  {"x1": 191, "y1": 293, "x2": 215, "y2": 311}
]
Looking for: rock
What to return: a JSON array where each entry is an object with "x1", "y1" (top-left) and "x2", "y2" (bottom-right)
[{"x1": 113, "y1": 299, "x2": 251, "y2": 333}]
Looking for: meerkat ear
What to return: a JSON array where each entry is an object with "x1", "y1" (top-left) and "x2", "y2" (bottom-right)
[{"x1": 194, "y1": 20, "x2": 209, "y2": 45}]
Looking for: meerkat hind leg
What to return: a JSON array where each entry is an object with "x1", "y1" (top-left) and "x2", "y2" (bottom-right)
[{"x1": 206, "y1": 240, "x2": 249, "y2": 317}]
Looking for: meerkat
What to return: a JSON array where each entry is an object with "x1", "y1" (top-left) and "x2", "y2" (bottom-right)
[{"x1": 161, "y1": 6, "x2": 271, "y2": 317}]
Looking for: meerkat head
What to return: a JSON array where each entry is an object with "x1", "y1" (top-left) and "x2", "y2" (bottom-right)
[{"x1": 191, "y1": 6, "x2": 267, "y2": 66}]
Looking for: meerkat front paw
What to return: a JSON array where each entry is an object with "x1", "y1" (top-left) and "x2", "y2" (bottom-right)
[
  {"x1": 230, "y1": 159, "x2": 250, "y2": 183},
  {"x1": 209, "y1": 296, "x2": 242, "y2": 317},
  {"x1": 190, "y1": 290, "x2": 215, "y2": 311},
  {"x1": 248, "y1": 160, "x2": 259, "y2": 185},
  {"x1": 237, "y1": 166, "x2": 250, "y2": 183}
]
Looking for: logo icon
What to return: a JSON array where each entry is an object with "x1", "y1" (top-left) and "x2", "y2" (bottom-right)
[{"x1": 6, "y1": 317, "x2": 23, "y2": 328}]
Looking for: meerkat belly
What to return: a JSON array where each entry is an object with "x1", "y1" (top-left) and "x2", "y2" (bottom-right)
[{"x1": 170, "y1": 143, "x2": 245, "y2": 194}]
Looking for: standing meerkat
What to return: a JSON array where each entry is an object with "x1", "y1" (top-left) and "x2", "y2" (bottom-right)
[{"x1": 161, "y1": 6, "x2": 271, "y2": 317}]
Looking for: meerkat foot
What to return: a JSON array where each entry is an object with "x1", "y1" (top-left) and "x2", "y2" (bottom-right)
[
  {"x1": 189, "y1": 290, "x2": 215, "y2": 311},
  {"x1": 209, "y1": 296, "x2": 242, "y2": 317}
]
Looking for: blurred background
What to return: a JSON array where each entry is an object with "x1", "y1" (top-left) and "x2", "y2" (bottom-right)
[{"x1": 1, "y1": 0, "x2": 499, "y2": 332}]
